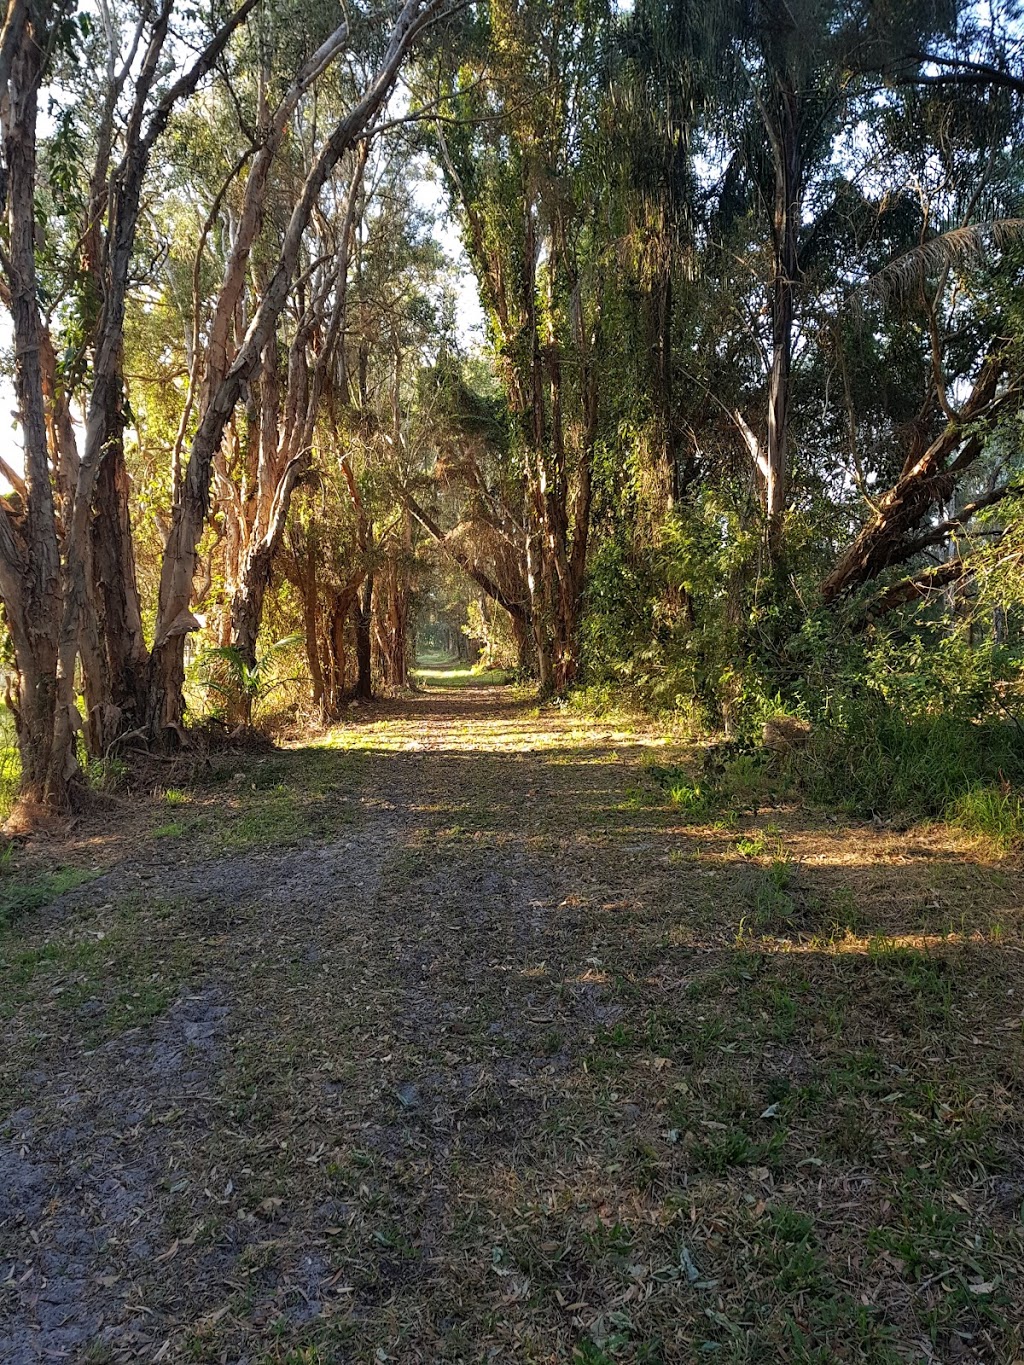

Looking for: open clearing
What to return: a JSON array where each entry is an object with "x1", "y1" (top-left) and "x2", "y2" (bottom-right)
[{"x1": 2, "y1": 679, "x2": 1023, "y2": 1364}]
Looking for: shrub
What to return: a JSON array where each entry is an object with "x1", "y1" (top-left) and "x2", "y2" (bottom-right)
[{"x1": 793, "y1": 707, "x2": 1024, "y2": 823}]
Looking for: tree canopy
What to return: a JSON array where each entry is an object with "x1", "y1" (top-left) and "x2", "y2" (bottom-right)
[{"x1": 0, "y1": 0, "x2": 1022, "y2": 816}]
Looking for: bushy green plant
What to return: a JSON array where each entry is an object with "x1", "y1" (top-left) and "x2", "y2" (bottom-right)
[
  {"x1": 579, "y1": 498, "x2": 758, "y2": 726},
  {"x1": 947, "y1": 784, "x2": 1024, "y2": 846},
  {"x1": 792, "y1": 707, "x2": 1024, "y2": 823},
  {"x1": 580, "y1": 471, "x2": 1024, "y2": 841},
  {"x1": 197, "y1": 635, "x2": 303, "y2": 728}
]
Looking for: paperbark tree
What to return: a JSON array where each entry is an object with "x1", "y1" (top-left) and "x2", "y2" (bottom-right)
[
  {"x1": 69, "y1": 0, "x2": 259, "y2": 754},
  {"x1": 0, "y1": 0, "x2": 71, "y2": 814},
  {"x1": 144, "y1": 0, "x2": 447, "y2": 740},
  {"x1": 0, "y1": 0, "x2": 257, "y2": 816}
]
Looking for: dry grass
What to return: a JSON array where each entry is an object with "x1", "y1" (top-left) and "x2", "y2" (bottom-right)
[{"x1": 0, "y1": 686, "x2": 1022, "y2": 1363}]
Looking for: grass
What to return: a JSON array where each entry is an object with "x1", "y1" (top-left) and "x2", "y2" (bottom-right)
[
  {"x1": 0, "y1": 863, "x2": 97, "y2": 929},
  {"x1": 142, "y1": 743, "x2": 365, "y2": 853},
  {"x1": 0, "y1": 686, "x2": 1022, "y2": 1361},
  {"x1": 412, "y1": 657, "x2": 515, "y2": 689},
  {"x1": 796, "y1": 708, "x2": 1024, "y2": 834},
  {"x1": 949, "y1": 783, "x2": 1024, "y2": 845},
  {"x1": 152, "y1": 819, "x2": 188, "y2": 838},
  {"x1": 628, "y1": 762, "x2": 715, "y2": 819},
  {"x1": 0, "y1": 708, "x2": 19, "y2": 823},
  {"x1": 0, "y1": 889, "x2": 196, "y2": 1048},
  {"x1": 632, "y1": 708, "x2": 1024, "y2": 851},
  {"x1": 750, "y1": 855, "x2": 798, "y2": 931}
]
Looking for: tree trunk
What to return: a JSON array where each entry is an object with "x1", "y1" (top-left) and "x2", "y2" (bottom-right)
[
  {"x1": 299, "y1": 567, "x2": 325, "y2": 714},
  {"x1": 821, "y1": 356, "x2": 1005, "y2": 602},
  {"x1": 354, "y1": 575, "x2": 374, "y2": 700},
  {"x1": 509, "y1": 610, "x2": 534, "y2": 674},
  {"x1": 653, "y1": 265, "x2": 679, "y2": 504},
  {"x1": 228, "y1": 452, "x2": 307, "y2": 667},
  {"x1": 66, "y1": 0, "x2": 260, "y2": 756},
  {"x1": 764, "y1": 85, "x2": 801, "y2": 558},
  {"x1": 83, "y1": 444, "x2": 148, "y2": 755},
  {"x1": 229, "y1": 544, "x2": 273, "y2": 670},
  {"x1": 327, "y1": 595, "x2": 351, "y2": 717},
  {"x1": 0, "y1": 9, "x2": 79, "y2": 813}
]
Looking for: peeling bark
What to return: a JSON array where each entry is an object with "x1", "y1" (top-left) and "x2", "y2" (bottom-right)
[
  {"x1": 0, "y1": 4, "x2": 78, "y2": 812},
  {"x1": 145, "y1": 0, "x2": 442, "y2": 741}
]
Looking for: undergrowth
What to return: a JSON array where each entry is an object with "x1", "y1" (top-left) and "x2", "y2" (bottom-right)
[
  {"x1": 637, "y1": 708, "x2": 1024, "y2": 847},
  {"x1": 795, "y1": 708, "x2": 1024, "y2": 834}
]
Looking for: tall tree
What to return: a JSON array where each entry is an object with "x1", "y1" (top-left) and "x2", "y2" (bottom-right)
[
  {"x1": 145, "y1": 0, "x2": 448, "y2": 739},
  {"x1": 428, "y1": 0, "x2": 609, "y2": 688}
]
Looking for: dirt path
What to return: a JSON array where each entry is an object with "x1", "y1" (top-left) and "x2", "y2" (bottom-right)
[{"x1": 2, "y1": 686, "x2": 1023, "y2": 1363}]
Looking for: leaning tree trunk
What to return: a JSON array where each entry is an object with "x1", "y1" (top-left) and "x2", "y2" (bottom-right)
[
  {"x1": 821, "y1": 356, "x2": 1005, "y2": 603},
  {"x1": 229, "y1": 545, "x2": 275, "y2": 671},
  {"x1": 223, "y1": 175, "x2": 360, "y2": 683}
]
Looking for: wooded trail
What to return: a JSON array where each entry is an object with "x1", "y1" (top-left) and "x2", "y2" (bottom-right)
[{"x1": 2, "y1": 685, "x2": 1023, "y2": 1362}]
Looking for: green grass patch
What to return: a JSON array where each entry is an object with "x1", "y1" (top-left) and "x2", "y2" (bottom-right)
[
  {"x1": 631, "y1": 762, "x2": 715, "y2": 819},
  {"x1": 0, "y1": 891, "x2": 195, "y2": 1039},
  {"x1": 0, "y1": 865, "x2": 97, "y2": 930},
  {"x1": 795, "y1": 709, "x2": 1024, "y2": 825},
  {"x1": 948, "y1": 783, "x2": 1024, "y2": 846},
  {"x1": 197, "y1": 747, "x2": 360, "y2": 850},
  {"x1": 412, "y1": 660, "x2": 513, "y2": 689},
  {"x1": 152, "y1": 820, "x2": 187, "y2": 838}
]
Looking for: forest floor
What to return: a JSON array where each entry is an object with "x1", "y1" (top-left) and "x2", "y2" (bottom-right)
[{"x1": 1, "y1": 673, "x2": 1023, "y2": 1364}]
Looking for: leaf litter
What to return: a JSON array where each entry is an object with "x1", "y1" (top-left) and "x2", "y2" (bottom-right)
[{"x1": 0, "y1": 683, "x2": 1022, "y2": 1362}]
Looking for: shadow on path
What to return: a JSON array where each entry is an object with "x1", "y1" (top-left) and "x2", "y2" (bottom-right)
[{"x1": 1, "y1": 687, "x2": 1023, "y2": 1362}]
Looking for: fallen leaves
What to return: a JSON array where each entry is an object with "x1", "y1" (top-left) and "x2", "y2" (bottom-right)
[{"x1": 2, "y1": 689, "x2": 1023, "y2": 1363}]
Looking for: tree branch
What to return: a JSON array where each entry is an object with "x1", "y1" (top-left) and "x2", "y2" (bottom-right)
[{"x1": 898, "y1": 484, "x2": 1017, "y2": 560}]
